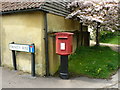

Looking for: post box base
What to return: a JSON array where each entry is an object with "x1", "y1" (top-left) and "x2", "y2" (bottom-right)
[
  {"x1": 59, "y1": 55, "x2": 69, "y2": 79},
  {"x1": 59, "y1": 73, "x2": 69, "y2": 79}
]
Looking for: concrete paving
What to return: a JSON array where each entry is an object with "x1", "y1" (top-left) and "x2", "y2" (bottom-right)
[
  {"x1": 1, "y1": 67, "x2": 119, "y2": 88},
  {"x1": 0, "y1": 67, "x2": 2, "y2": 90}
]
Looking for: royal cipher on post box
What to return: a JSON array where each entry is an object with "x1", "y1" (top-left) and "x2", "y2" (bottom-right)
[{"x1": 55, "y1": 32, "x2": 74, "y2": 55}]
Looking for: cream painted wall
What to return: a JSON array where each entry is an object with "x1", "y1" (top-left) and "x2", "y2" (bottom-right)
[
  {"x1": 47, "y1": 13, "x2": 80, "y2": 32},
  {"x1": 48, "y1": 35, "x2": 60, "y2": 75},
  {"x1": 1, "y1": 11, "x2": 46, "y2": 76}
]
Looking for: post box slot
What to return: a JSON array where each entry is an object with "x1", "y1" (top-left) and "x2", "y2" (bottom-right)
[{"x1": 58, "y1": 37, "x2": 68, "y2": 39}]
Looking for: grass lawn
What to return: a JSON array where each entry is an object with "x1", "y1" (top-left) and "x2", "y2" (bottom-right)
[
  {"x1": 100, "y1": 36, "x2": 120, "y2": 45},
  {"x1": 69, "y1": 46, "x2": 120, "y2": 79}
]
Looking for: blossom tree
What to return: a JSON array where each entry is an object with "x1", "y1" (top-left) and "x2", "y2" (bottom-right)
[{"x1": 66, "y1": 0, "x2": 119, "y2": 46}]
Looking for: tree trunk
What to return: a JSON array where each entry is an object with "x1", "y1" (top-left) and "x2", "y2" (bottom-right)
[
  {"x1": 96, "y1": 22, "x2": 100, "y2": 46},
  {"x1": 80, "y1": 23, "x2": 83, "y2": 46},
  {"x1": 76, "y1": 30, "x2": 79, "y2": 48}
]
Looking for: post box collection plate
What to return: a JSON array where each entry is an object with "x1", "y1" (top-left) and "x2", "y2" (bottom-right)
[{"x1": 60, "y1": 43, "x2": 66, "y2": 50}]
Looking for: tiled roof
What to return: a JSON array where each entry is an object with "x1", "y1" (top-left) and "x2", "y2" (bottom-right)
[
  {"x1": 1, "y1": 1, "x2": 70, "y2": 16},
  {"x1": 1, "y1": 2, "x2": 44, "y2": 12}
]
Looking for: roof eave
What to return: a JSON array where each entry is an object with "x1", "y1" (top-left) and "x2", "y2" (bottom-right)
[{"x1": 0, "y1": 8, "x2": 49, "y2": 15}]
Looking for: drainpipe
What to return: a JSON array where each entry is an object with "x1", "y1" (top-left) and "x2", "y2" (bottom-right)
[{"x1": 44, "y1": 12, "x2": 49, "y2": 76}]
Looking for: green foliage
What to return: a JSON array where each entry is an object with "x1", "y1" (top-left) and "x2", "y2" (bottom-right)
[
  {"x1": 69, "y1": 46, "x2": 120, "y2": 79},
  {"x1": 100, "y1": 31, "x2": 120, "y2": 45}
]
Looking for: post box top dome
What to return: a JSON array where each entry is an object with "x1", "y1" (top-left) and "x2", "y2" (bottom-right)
[{"x1": 55, "y1": 32, "x2": 74, "y2": 36}]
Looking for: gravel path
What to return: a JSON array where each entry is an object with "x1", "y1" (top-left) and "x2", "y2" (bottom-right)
[{"x1": 90, "y1": 40, "x2": 120, "y2": 52}]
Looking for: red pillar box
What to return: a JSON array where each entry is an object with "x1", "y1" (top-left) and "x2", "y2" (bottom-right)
[
  {"x1": 55, "y1": 32, "x2": 74, "y2": 55},
  {"x1": 55, "y1": 32, "x2": 74, "y2": 79}
]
